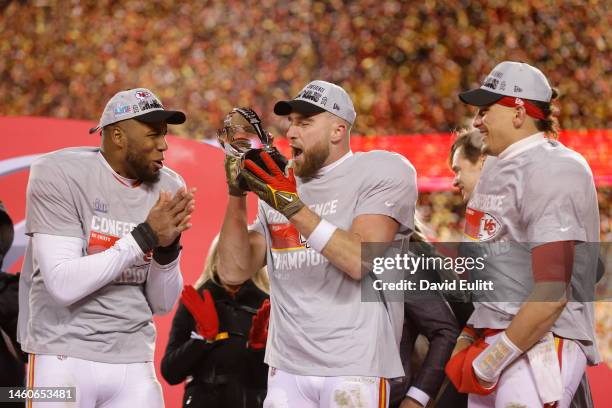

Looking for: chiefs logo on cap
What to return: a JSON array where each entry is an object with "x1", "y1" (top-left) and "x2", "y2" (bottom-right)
[
  {"x1": 464, "y1": 207, "x2": 501, "y2": 241},
  {"x1": 135, "y1": 90, "x2": 152, "y2": 99}
]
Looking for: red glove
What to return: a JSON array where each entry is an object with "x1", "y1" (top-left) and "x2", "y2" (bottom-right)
[
  {"x1": 446, "y1": 337, "x2": 497, "y2": 396},
  {"x1": 248, "y1": 299, "x2": 270, "y2": 350},
  {"x1": 181, "y1": 285, "x2": 219, "y2": 342},
  {"x1": 242, "y1": 152, "x2": 305, "y2": 218},
  {"x1": 446, "y1": 346, "x2": 469, "y2": 392}
]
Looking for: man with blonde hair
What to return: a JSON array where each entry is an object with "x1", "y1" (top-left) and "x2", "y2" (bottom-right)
[{"x1": 218, "y1": 80, "x2": 418, "y2": 407}]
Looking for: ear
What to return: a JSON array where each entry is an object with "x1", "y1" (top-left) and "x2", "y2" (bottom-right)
[
  {"x1": 329, "y1": 120, "x2": 347, "y2": 144},
  {"x1": 512, "y1": 106, "x2": 527, "y2": 129},
  {"x1": 111, "y1": 126, "x2": 127, "y2": 149}
]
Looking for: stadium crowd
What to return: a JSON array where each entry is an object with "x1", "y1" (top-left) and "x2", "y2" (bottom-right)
[
  {"x1": 1, "y1": 2, "x2": 611, "y2": 402},
  {"x1": 1, "y1": 0, "x2": 610, "y2": 139}
]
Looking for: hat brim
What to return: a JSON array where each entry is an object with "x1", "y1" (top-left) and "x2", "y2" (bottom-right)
[
  {"x1": 88, "y1": 110, "x2": 186, "y2": 134},
  {"x1": 136, "y1": 110, "x2": 186, "y2": 125},
  {"x1": 459, "y1": 88, "x2": 504, "y2": 106},
  {"x1": 274, "y1": 100, "x2": 326, "y2": 117}
]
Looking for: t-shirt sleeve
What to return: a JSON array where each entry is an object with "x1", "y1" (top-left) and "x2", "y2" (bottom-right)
[
  {"x1": 248, "y1": 200, "x2": 267, "y2": 236},
  {"x1": 354, "y1": 152, "x2": 417, "y2": 233},
  {"x1": 522, "y1": 161, "x2": 592, "y2": 244},
  {"x1": 176, "y1": 173, "x2": 187, "y2": 190},
  {"x1": 25, "y1": 159, "x2": 83, "y2": 238}
]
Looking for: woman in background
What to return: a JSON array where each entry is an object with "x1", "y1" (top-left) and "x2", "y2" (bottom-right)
[{"x1": 161, "y1": 235, "x2": 270, "y2": 408}]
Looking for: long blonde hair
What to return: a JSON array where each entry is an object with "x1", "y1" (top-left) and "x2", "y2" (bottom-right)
[{"x1": 194, "y1": 234, "x2": 270, "y2": 294}]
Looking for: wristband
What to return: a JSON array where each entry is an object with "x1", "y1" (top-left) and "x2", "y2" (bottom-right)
[
  {"x1": 153, "y1": 235, "x2": 182, "y2": 265},
  {"x1": 473, "y1": 331, "x2": 522, "y2": 383},
  {"x1": 406, "y1": 386, "x2": 430, "y2": 407},
  {"x1": 458, "y1": 333, "x2": 476, "y2": 343},
  {"x1": 458, "y1": 326, "x2": 478, "y2": 343},
  {"x1": 307, "y1": 219, "x2": 337, "y2": 253},
  {"x1": 131, "y1": 222, "x2": 159, "y2": 253}
]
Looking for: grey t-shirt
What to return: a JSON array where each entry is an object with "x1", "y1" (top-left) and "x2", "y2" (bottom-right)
[
  {"x1": 18, "y1": 147, "x2": 184, "y2": 363},
  {"x1": 464, "y1": 135, "x2": 600, "y2": 364},
  {"x1": 252, "y1": 151, "x2": 417, "y2": 378}
]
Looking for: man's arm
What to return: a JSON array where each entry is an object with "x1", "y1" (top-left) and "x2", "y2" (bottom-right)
[
  {"x1": 504, "y1": 241, "x2": 573, "y2": 351},
  {"x1": 400, "y1": 298, "x2": 459, "y2": 407},
  {"x1": 473, "y1": 241, "x2": 573, "y2": 387},
  {"x1": 34, "y1": 233, "x2": 145, "y2": 306},
  {"x1": 145, "y1": 256, "x2": 183, "y2": 316},
  {"x1": 217, "y1": 196, "x2": 267, "y2": 285},
  {"x1": 290, "y1": 209, "x2": 399, "y2": 280},
  {"x1": 35, "y1": 189, "x2": 194, "y2": 307},
  {"x1": 241, "y1": 151, "x2": 415, "y2": 281}
]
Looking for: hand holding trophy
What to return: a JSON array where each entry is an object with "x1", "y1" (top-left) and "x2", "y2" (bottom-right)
[{"x1": 217, "y1": 107, "x2": 288, "y2": 194}]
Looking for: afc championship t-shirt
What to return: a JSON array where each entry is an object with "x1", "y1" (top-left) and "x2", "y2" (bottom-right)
[
  {"x1": 252, "y1": 151, "x2": 418, "y2": 378},
  {"x1": 464, "y1": 134, "x2": 600, "y2": 364},
  {"x1": 18, "y1": 147, "x2": 184, "y2": 363}
]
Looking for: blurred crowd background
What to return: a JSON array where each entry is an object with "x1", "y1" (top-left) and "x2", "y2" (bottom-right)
[
  {"x1": 1, "y1": 0, "x2": 610, "y2": 139},
  {"x1": 1, "y1": 0, "x2": 610, "y2": 362}
]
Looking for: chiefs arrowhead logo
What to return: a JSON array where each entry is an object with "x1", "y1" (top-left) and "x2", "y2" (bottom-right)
[{"x1": 464, "y1": 207, "x2": 502, "y2": 241}]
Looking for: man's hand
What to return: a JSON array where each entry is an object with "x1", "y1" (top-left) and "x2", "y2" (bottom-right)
[
  {"x1": 225, "y1": 155, "x2": 246, "y2": 196},
  {"x1": 241, "y1": 151, "x2": 304, "y2": 219},
  {"x1": 474, "y1": 371, "x2": 497, "y2": 389},
  {"x1": 146, "y1": 188, "x2": 196, "y2": 247},
  {"x1": 399, "y1": 398, "x2": 424, "y2": 408},
  {"x1": 181, "y1": 285, "x2": 219, "y2": 342},
  {"x1": 451, "y1": 337, "x2": 473, "y2": 358}
]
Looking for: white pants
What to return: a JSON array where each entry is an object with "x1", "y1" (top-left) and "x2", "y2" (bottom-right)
[
  {"x1": 26, "y1": 354, "x2": 163, "y2": 408},
  {"x1": 263, "y1": 367, "x2": 389, "y2": 408},
  {"x1": 468, "y1": 334, "x2": 587, "y2": 408}
]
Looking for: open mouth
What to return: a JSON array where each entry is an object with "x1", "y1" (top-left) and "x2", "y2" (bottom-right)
[
  {"x1": 153, "y1": 160, "x2": 164, "y2": 170},
  {"x1": 291, "y1": 146, "x2": 303, "y2": 159}
]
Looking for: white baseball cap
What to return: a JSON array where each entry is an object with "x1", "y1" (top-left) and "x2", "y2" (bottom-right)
[
  {"x1": 459, "y1": 61, "x2": 552, "y2": 106},
  {"x1": 89, "y1": 88, "x2": 186, "y2": 134},
  {"x1": 274, "y1": 80, "x2": 356, "y2": 126}
]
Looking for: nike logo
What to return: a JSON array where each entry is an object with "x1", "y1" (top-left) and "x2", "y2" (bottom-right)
[
  {"x1": 277, "y1": 192, "x2": 295, "y2": 203},
  {"x1": 559, "y1": 226, "x2": 570, "y2": 232},
  {"x1": 385, "y1": 200, "x2": 395, "y2": 207}
]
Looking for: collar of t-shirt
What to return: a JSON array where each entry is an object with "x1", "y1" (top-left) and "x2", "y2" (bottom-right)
[
  {"x1": 97, "y1": 151, "x2": 140, "y2": 187},
  {"x1": 313, "y1": 150, "x2": 354, "y2": 177},
  {"x1": 498, "y1": 132, "x2": 546, "y2": 161}
]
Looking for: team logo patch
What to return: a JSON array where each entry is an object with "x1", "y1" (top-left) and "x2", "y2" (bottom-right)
[
  {"x1": 138, "y1": 98, "x2": 163, "y2": 112},
  {"x1": 268, "y1": 223, "x2": 304, "y2": 250},
  {"x1": 93, "y1": 198, "x2": 108, "y2": 213},
  {"x1": 464, "y1": 207, "x2": 502, "y2": 241},
  {"x1": 113, "y1": 103, "x2": 132, "y2": 116},
  {"x1": 87, "y1": 231, "x2": 119, "y2": 254},
  {"x1": 134, "y1": 90, "x2": 152, "y2": 99}
]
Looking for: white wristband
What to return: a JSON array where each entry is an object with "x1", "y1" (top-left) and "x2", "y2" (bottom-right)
[
  {"x1": 406, "y1": 386, "x2": 430, "y2": 407},
  {"x1": 307, "y1": 219, "x2": 338, "y2": 253},
  {"x1": 473, "y1": 331, "x2": 522, "y2": 383}
]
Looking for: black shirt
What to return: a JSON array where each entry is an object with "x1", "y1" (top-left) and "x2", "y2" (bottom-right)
[{"x1": 161, "y1": 279, "x2": 269, "y2": 408}]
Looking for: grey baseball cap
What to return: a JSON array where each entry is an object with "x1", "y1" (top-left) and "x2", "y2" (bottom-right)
[
  {"x1": 459, "y1": 61, "x2": 552, "y2": 106},
  {"x1": 274, "y1": 80, "x2": 356, "y2": 126},
  {"x1": 89, "y1": 88, "x2": 186, "y2": 134}
]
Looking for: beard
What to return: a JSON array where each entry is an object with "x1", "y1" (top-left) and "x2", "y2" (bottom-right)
[
  {"x1": 294, "y1": 140, "x2": 330, "y2": 179},
  {"x1": 125, "y1": 146, "x2": 160, "y2": 184}
]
